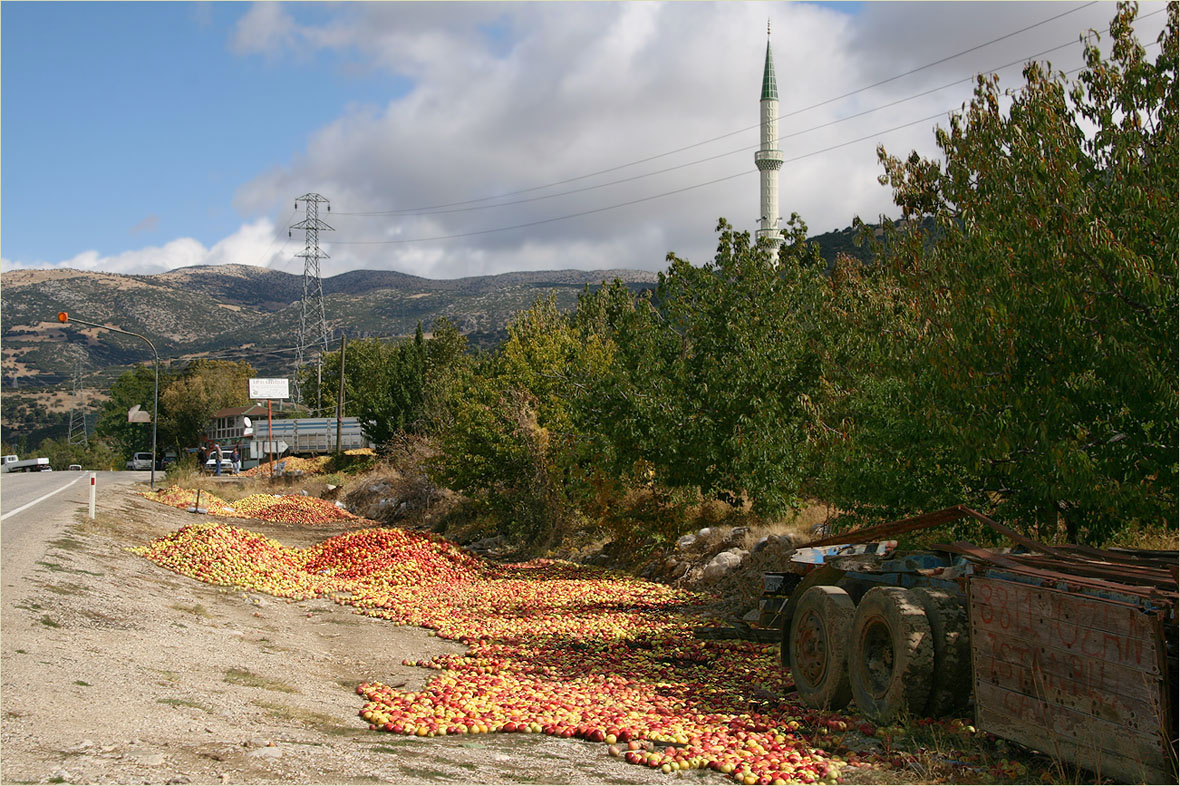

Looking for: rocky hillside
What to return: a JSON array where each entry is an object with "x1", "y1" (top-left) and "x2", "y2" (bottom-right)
[{"x1": 1, "y1": 265, "x2": 660, "y2": 390}]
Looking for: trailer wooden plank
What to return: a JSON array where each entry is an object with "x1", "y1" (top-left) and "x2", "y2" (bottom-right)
[
  {"x1": 975, "y1": 683, "x2": 1172, "y2": 784},
  {"x1": 970, "y1": 613, "x2": 1160, "y2": 677},
  {"x1": 970, "y1": 577, "x2": 1159, "y2": 671},
  {"x1": 973, "y1": 651, "x2": 1164, "y2": 730},
  {"x1": 972, "y1": 640, "x2": 1160, "y2": 704}
]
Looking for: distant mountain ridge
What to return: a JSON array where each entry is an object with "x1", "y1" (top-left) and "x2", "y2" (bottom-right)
[
  {"x1": 1, "y1": 264, "x2": 661, "y2": 392},
  {"x1": 1, "y1": 222, "x2": 879, "y2": 396}
]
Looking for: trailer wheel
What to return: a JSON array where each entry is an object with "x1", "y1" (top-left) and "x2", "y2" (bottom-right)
[
  {"x1": 907, "y1": 587, "x2": 971, "y2": 717},
  {"x1": 848, "y1": 586, "x2": 933, "y2": 723},
  {"x1": 787, "y1": 586, "x2": 855, "y2": 710}
]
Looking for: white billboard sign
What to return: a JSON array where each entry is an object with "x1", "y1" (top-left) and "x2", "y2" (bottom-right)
[{"x1": 249, "y1": 378, "x2": 289, "y2": 400}]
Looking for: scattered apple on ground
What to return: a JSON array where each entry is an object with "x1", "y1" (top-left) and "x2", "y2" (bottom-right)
[{"x1": 131, "y1": 508, "x2": 1033, "y2": 783}]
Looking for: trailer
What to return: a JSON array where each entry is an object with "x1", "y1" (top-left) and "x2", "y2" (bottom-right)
[
  {"x1": 242, "y1": 417, "x2": 375, "y2": 459},
  {"x1": 759, "y1": 506, "x2": 1177, "y2": 784},
  {"x1": 1, "y1": 454, "x2": 51, "y2": 472}
]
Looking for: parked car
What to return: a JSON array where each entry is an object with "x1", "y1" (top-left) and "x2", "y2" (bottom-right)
[
  {"x1": 125, "y1": 452, "x2": 154, "y2": 471},
  {"x1": 204, "y1": 456, "x2": 236, "y2": 475}
]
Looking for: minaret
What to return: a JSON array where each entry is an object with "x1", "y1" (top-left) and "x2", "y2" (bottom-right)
[{"x1": 755, "y1": 23, "x2": 784, "y2": 252}]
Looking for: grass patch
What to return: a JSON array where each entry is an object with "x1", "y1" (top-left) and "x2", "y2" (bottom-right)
[
  {"x1": 371, "y1": 745, "x2": 404, "y2": 755},
  {"x1": 225, "y1": 668, "x2": 297, "y2": 693},
  {"x1": 73, "y1": 680, "x2": 90, "y2": 687},
  {"x1": 43, "y1": 582, "x2": 86, "y2": 596},
  {"x1": 15, "y1": 649, "x2": 27, "y2": 654},
  {"x1": 35, "y1": 560, "x2": 101, "y2": 577},
  {"x1": 39, "y1": 615, "x2": 60, "y2": 628},
  {"x1": 48, "y1": 536, "x2": 85, "y2": 552},
  {"x1": 252, "y1": 701, "x2": 358, "y2": 736},
  {"x1": 170, "y1": 602, "x2": 211, "y2": 617},
  {"x1": 17, "y1": 601, "x2": 44, "y2": 612},
  {"x1": 157, "y1": 697, "x2": 210, "y2": 711}
]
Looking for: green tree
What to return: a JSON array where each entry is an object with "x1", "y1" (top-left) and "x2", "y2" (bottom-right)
[
  {"x1": 590, "y1": 218, "x2": 831, "y2": 517},
  {"x1": 159, "y1": 359, "x2": 255, "y2": 452},
  {"x1": 430, "y1": 297, "x2": 612, "y2": 544},
  {"x1": 302, "y1": 328, "x2": 431, "y2": 448},
  {"x1": 95, "y1": 365, "x2": 174, "y2": 458},
  {"x1": 865, "y1": 2, "x2": 1177, "y2": 543}
]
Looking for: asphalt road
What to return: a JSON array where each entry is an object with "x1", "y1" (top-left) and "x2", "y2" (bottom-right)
[{"x1": 1, "y1": 470, "x2": 148, "y2": 584}]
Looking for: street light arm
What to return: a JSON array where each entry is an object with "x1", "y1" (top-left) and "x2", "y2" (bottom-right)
[{"x1": 56, "y1": 313, "x2": 160, "y2": 489}]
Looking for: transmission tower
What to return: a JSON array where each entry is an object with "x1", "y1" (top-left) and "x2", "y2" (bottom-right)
[
  {"x1": 290, "y1": 193, "x2": 333, "y2": 405},
  {"x1": 67, "y1": 361, "x2": 89, "y2": 446}
]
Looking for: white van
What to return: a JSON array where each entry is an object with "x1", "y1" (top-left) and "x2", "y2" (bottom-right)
[{"x1": 126, "y1": 453, "x2": 154, "y2": 471}]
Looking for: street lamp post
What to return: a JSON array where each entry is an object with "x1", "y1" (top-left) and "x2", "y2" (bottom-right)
[{"x1": 56, "y1": 312, "x2": 159, "y2": 489}]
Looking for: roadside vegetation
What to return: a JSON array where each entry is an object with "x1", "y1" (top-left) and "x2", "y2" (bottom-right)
[
  {"x1": 9, "y1": 4, "x2": 1177, "y2": 560},
  {"x1": 291, "y1": 4, "x2": 1175, "y2": 557}
]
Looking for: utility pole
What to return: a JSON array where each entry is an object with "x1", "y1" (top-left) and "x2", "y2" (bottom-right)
[
  {"x1": 335, "y1": 334, "x2": 346, "y2": 456},
  {"x1": 316, "y1": 354, "x2": 323, "y2": 416},
  {"x1": 290, "y1": 193, "x2": 333, "y2": 405}
]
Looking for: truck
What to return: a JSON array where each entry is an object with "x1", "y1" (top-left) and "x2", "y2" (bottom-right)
[
  {"x1": 1, "y1": 454, "x2": 51, "y2": 473},
  {"x1": 244, "y1": 417, "x2": 374, "y2": 459},
  {"x1": 756, "y1": 505, "x2": 1177, "y2": 784}
]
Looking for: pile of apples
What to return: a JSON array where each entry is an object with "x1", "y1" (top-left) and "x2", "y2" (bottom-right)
[
  {"x1": 133, "y1": 521, "x2": 882, "y2": 784},
  {"x1": 241, "y1": 495, "x2": 357, "y2": 525},
  {"x1": 144, "y1": 488, "x2": 357, "y2": 526},
  {"x1": 129, "y1": 522, "x2": 346, "y2": 599},
  {"x1": 239, "y1": 455, "x2": 332, "y2": 477},
  {"x1": 140, "y1": 487, "x2": 237, "y2": 516}
]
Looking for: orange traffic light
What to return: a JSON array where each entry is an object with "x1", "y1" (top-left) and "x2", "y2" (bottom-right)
[{"x1": 57, "y1": 312, "x2": 69, "y2": 323}]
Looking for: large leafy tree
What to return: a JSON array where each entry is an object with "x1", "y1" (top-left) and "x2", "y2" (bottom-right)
[
  {"x1": 591, "y1": 218, "x2": 831, "y2": 517},
  {"x1": 304, "y1": 321, "x2": 474, "y2": 448},
  {"x1": 159, "y1": 359, "x2": 255, "y2": 452},
  {"x1": 95, "y1": 364, "x2": 176, "y2": 458},
  {"x1": 430, "y1": 297, "x2": 612, "y2": 544},
  {"x1": 867, "y1": 2, "x2": 1176, "y2": 543}
]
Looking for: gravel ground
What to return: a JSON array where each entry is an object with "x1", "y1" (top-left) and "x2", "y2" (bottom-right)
[{"x1": 0, "y1": 483, "x2": 732, "y2": 785}]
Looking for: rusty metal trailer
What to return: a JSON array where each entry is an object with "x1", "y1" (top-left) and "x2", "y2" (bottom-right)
[{"x1": 762, "y1": 506, "x2": 1177, "y2": 784}]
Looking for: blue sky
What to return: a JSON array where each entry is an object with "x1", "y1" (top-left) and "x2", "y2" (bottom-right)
[{"x1": 1, "y1": 1, "x2": 1169, "y2": 279}]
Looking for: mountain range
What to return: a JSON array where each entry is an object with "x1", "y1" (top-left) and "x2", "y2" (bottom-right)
[{"x1": 0, "y1": 222, "x2": 876, "y2": 444}]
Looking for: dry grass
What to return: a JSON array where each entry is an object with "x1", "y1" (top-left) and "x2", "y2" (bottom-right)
[
  {"x1": 223, "y1": 668, "x2": 298, "y2": 693},
  {"x1": 737, "y1": 500, "x2": 841, "y2": 550}
]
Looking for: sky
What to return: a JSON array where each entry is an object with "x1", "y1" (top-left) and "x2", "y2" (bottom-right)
[{"x1": 1, "y1": 1, "x2": 1170, "y2": 280}]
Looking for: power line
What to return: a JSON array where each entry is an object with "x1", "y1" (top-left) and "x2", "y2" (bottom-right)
[
  {"x1": 328, "y1": 15, "x2": 1164, "y2": 248},
  {"x1": 332, "y1": 108, "x2": 955, "y2": 246},
  {"x1": 332, "y1": 31, "x2": 1106, "y2": 223},
  {"x1": 332, "y1": 2, "x2": 1100, "y2": 217}
]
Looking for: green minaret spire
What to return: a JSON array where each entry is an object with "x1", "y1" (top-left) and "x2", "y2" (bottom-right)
[{"x1": 761, "y1": 23, "x2": 778, "y2": 102}]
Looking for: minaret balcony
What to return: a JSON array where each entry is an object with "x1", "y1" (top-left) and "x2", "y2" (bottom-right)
[{"x1": 755, "y1": 149, "x2": 784, "y2": 170}]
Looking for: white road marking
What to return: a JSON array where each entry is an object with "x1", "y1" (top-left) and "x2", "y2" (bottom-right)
[{"x1": 1, "y1": 475, "x2": 87, "y2": 521}]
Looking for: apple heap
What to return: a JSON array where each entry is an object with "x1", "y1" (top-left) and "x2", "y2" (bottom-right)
[
  {"x1": 239, "y1": 455, "x2": 332, "y2": 478},
  {"x1": 241, "y1": 495, "x2": 358, "y2": 525},
  {"x1": 133, "y1": 522, "x2": 935, "y2": 784},
  {"x1": 144, "y1": 488, "x2": 359, "y2": 526},
  {"x1": 140, "y1": 487, "x2": 237, "y2": 516},
  {"x1": 130, "y1": 522, "x2": 347, "y2": 599}
]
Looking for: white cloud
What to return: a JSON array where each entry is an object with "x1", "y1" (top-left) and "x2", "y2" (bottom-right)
[
  {"x1": 1, "y1": 219, "x2": 288, "y2": 276},
  {"x1": 9, "y1": 2, "x2": 1167, "y2": 280},
  {"x1": 230, "y1": 2, "x2": 298, "y2": 57}
]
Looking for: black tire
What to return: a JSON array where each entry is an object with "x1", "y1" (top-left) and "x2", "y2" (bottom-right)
[
  {"x1": 787, "y1": 586, "x2": 855, "y2": 710},
  {"x1": 848, "y1": 586, "x2": 934, "y2": 723},
  {"x1": 779, "y1": 566, "x2": 846, "y2": 671},
  {"x1": 907, "y1": 587, "x2": 971, "y2": 717}
]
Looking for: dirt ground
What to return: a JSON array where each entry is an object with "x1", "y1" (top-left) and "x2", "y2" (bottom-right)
[{"x1": 0, "y1": 483, "x2": 734, "y2": 785}]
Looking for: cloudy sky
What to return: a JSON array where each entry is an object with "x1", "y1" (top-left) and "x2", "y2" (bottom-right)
[{"x1": 1, "y1": 1, "x2": 1169, "y2": 279}]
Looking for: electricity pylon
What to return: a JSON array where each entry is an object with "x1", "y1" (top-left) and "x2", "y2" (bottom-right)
[{"x1": 290, "y1": 193, "x2": 333, "y2": 405}]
